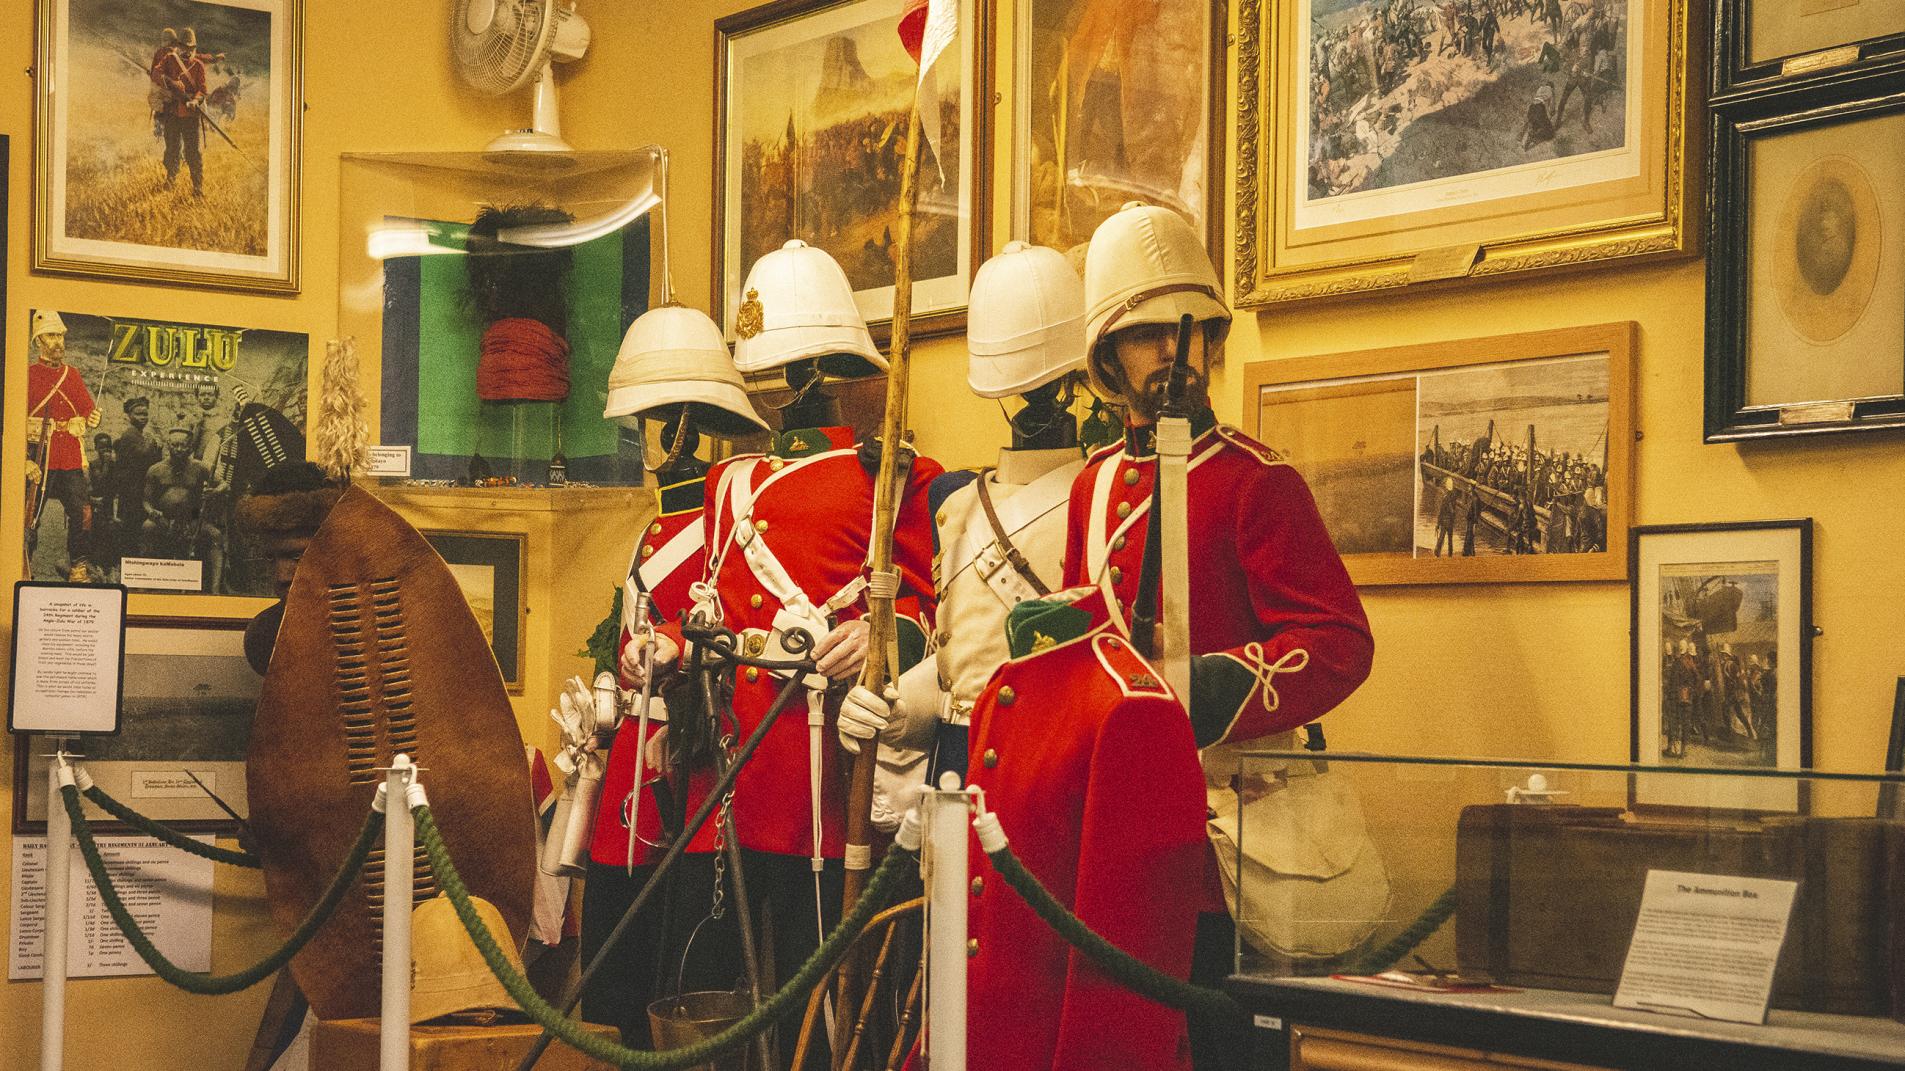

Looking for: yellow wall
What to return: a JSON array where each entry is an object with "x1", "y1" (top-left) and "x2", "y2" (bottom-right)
[{"x1": 5, "y1": 0, "x2": 1903, "y2": 1067}]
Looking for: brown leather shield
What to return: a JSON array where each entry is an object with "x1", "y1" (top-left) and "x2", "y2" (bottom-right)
[{"x1": 247, "y1": 487, "x2": 535, "y2": 1021}]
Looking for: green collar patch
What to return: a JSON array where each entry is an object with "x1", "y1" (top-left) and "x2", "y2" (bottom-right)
[
  {"x1": 1005, "y1": 597, "x2": 1094, "y2": 658},
  {"x1": 772, "y1": 427, "x2": 834, "y2": 458}
]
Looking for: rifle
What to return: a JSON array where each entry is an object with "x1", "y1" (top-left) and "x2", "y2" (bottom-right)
[{"x1": 1129, "y1": 315, "x2": 1196, "y2": 683}]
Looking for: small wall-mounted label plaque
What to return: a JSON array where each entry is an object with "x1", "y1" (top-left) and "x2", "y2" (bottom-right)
[
  {"x1": 1777, "y1": 401, "x2": 1856, "y2": 425},
  {"x1": 1408, "y1": 244, "x2": 1481, "y2": 283},
  {"x1": 365, "y1": 445, "x2": 413, "y2": 478},
  {"x1": 1782, "y1": 44, "x2": 1862, "y2": 78}
]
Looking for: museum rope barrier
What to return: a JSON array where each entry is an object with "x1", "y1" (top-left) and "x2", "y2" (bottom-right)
[
  {"x1": 413, "y1": 800, "x2": 919, "y2": 1070},
  {"x1": 57, "y1": 780, "x2": 383, "y2": 995},
  {"x1": 73, "y1": 771, "x2": 262, "y2": 868}
]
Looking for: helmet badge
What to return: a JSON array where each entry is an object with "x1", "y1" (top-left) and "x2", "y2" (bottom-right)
[{"x1": 735, "y1": 288, "x2": 765, "y2": 340}]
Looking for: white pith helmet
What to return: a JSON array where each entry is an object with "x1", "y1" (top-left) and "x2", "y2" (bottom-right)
[
  {"x1": 967, "y1": 241, "x2": 1086, "y2": 399},
  {"x1": 732, "y1": 239, "x2": 886, "y2": 379},
  {"x1": 604, "y1": 305, "x2": 768, "y2": 437},
  {"x1": 1082, "y1": 201, "x2": 1230, "y2": 401},
  {"x1": 32, "y1": 310, "x2": 68, "y2": 340}
]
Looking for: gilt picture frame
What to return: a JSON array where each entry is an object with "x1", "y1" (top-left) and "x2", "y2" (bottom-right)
[
  {"x1": 1235, "y1": 0, "x2": 1698, "y2": 306},
  {"x1": 713, "y1": 0, "x2": 990, "y2": 342},
  {"x1": 33, "y1": 0, "x2": 303, "y2": 292}
]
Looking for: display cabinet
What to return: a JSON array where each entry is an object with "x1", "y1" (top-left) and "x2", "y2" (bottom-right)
[{"x1": 1219, "y1": 753, "x2": 1905, "y2": 1071}]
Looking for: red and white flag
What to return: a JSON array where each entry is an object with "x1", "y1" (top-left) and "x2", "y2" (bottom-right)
[{"x1": 898, "y1": 0, "x2": 957, "y2": 181}]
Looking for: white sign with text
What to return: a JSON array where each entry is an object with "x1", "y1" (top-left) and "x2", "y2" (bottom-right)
[{"x1": 1613, "y1": 869, "x2": 1798, "y2": 1025}]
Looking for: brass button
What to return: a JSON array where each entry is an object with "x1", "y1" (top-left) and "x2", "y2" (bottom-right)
[
  {"x1": 1113, "y1": 535, "x2": 1127, "y2": 552},
  {"x1": 649, "y1": 522, "x2": 663, "y2": 535},
  {"x1": 1123, "y1": 469, "x2": 1140, "y2": 486},
  {"x1": 997, "y1": 686, "x2": 1016, "y2": 707},
  {"x1": 936, "y1": 509, "x2": 947, "y2": 525},
  {"x1": 1110, "y1": 566, "x2": 1123, "y2": 584},
  {"x1": 982, "y1": 748, "x2": 998, "y2": 769},
  {"x1": 768, "y1": 457, "x2": 785, "y2": 471},
  {"x1": 641, "y1": 545, "x2": 656, "y2": 559},
  {"x1": 745, "y1": 667, "x2": 760, "y2": 683},
  {"x1": 971, "y1": 876, "x2": 984, "y2": 896},
  {"x1": 1105, "y1": 638, "x2": 1121, "y2": 650},
  {"x1": 966, "y1": 938, "x2": 979, "y2": 958},
  {"x1": 1116, "y1": 502, "x2": 1132, "y2": 519},
  {"x1": 744, "y1": 634, "x2": 767, "y2": 656},
  {"x1": 755, "y1": 519, "x2": 769, "y2": 533},
  {"x1": 936, "y1": 630, "x2": 950, "y2": 645},
  {"x1": 749, "y1": 594, "x2": 764, "y2": 609}
]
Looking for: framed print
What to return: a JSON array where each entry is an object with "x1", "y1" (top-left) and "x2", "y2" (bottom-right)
[
  {"x1": 1715, "y1": 0, "x2": 1905, "y2": 96},
  {"x1": 22, "y1": 309, "x2": 309, "y2": 599},
  {"x1": 33, "y1": 0, "x2": 303, "y2": 292},
  {"x1": 13, "y1": 617, "x2": 256, "y2": 834},
  {"x1": 1629, "y1": 520, "x2": 1812, "y2": 813},
  {"x1": 714, "y1": 0, "x2": 989, "y2": 341},
  {"x1": 1245, "y1": 322, "x2": 1635, "y2": 585},
  {"x1": 1235, "y1": 0, "x2": 1698, "y2": 305},
  {"x1": 421, "y1": 529, "x2": 527, "y2": 694},
  {"x1": 1704, "y1": 84, "x2": 1905, "y2": 441},
  {"x1": 1011, "y1": 0, "x2": 1226, "y2": 253}
]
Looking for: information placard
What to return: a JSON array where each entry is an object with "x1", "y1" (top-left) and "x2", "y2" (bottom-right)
[
  {"x1": 1613, "y1": 869, "x2": 1799, "y2": 1025},
  {"x1": 7, "y1": 582, "x2": 127, "y2": 735}
]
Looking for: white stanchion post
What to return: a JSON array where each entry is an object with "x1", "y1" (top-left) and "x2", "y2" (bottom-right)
[
  {"x1": 921, "y1": 772, "x2": 970, "y2": 1071},
  {"x1": 41, "y1": 749, "x2": 75, "y2": 1071},
  {"x1": 379, "y1": 754, "x2": 418, "y2": 1071}
]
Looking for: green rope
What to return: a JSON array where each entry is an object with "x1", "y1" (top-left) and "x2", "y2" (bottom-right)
[
  {"x1": 414, "y1": 803, "x2": 914, "y2": 1070},
  {"x1": 986, "y1": 844, "x2": 1247, "y2": 1024},
  {"x1": 81, "y1": 784, "x2": 260, "y2": 868},
  {"x1": 60, "y1": 783, "x2": 381, "y2": 995},
  {"x1": 1346, "y1": 885, "x2": 1458, "y2": 975}
]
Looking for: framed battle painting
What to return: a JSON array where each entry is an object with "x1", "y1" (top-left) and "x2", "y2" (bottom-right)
[
  {"x1": 1714, "y1": 0, "x2": 1905, "y2": 97},
  {"x1": 1703, "y1": 82, "x2": 1905, "y2": 442},
  {"x1": 33, "y1": 0, "x2": 303, "y2": 291},
  {"x1": 1010, "y1": 0, "x2": 1226, "y2": 254},
  {"x1": 1235, "y1": 0, "x2": 1698, "y2": 305},
  {"x1": 421, "y1": 529, "x2": 527, "y2": 694},
  {"x1": 1629, "y1": 520, "x2": 1811, "y2": 813},
  {"x1": 1244, "y1": 322, "x2": 1634, "y2": 585},
  {"x1": 714, "y1": 0, "x2": 989, "y2": 341},
  {"x1": 12, "y1": 617, "x2": 257, "y2": 834}
]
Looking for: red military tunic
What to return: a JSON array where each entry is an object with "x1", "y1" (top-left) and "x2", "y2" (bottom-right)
[
  {"x1": 590, "y1": 474, "x2": 720, "y2": 866},
  {"x1": 27, "y1": 363, "x2": 98, "y2": 472},
  {"x1": 965, "y1": 586, "x2": 1207, "y2": 1071},
  {"x1": 658, "y1": 427, "x2": 940, "y2": 859},
  {"x1": 1061, "y1": 412, "x2": 1372, "y2": 750}
]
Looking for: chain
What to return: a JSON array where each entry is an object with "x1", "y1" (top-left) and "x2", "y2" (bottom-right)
[{"x1": 708, "y1": 733, "x2": 737, "y2": 921}]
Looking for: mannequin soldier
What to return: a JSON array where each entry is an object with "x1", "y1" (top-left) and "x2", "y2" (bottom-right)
[
  {"x1": 837, "y1": 242, "x2": 1089, "y2": 786},
  {"x1": 627, "y1": 240, "x2": 941, "y2": 1063},
  {"x1": 26, "y1": 312, "x2": 102, "y2": 579},
  {"x1": 1067, "y1": 201, "x2": 1374, "y2": 1070},
  {"x1": 581, "y1": 304, "x2": 768, "y2": 1045}
]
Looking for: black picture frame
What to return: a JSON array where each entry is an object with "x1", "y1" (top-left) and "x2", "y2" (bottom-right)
[
  {"x1": 421, "y1": 529, "x2": 527, "y2": 694},
  {"x1": 1879, "y1": 676, "x2": 1905, "y2": 818},
  {"x1": 1712, "y1": 0, "x2": 1905, "y2": 100},
  {"x1": 1703, "y1": 78, "x2": 1905, "y2": 442},
  {"x1": 1628, "y1": 520, "x2": 1813, "y2": 812}
]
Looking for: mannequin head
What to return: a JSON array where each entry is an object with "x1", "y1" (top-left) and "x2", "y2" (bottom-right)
[
  {"x1": 771, "y1": 359, "x2": 845, "y2": 429},
  {"x1": 1008, "y1": 375, "x2": 1080, "y2": 451}
]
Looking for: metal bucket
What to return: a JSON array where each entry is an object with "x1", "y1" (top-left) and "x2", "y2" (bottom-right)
[{"x1": 647, "y1": 990, "x2": 751, "y2": 1071}]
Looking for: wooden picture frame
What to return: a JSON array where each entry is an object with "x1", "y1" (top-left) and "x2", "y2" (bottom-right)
[
  {"x1": 33, "y1": 0, "x2": 303, "y2": 292},
  {"x1": 1713, "y1": 0, "x2": 1905, "y2": 98},
  {"x1": 1628, "y1": 520, "x2": 1812, "y2": 813},
  {"x1": 1244, "y1": 322, "x2": 1635, "y2": 586},
  {"x1": 12, "y1": 616, "x2": 255, "y2": 835},
  {"x1": 1703, "y1": 79, "x2": 1905, "y2": 441},
  {"x1": 1007, "y1": 0, "x2": 1227, "y2": 255},
  {"x1": 713, "y1": 0, "x2": 990, "y2": 343},
  {"x1": 1235, "y1": 0, "x2": 1699, "y2": 307},
  {"x1": 421, "y1": 529, "x2": 527, "y2": 695}
]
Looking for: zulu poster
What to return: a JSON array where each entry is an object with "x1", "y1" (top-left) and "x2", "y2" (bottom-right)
[{"x1": 23, "y1": 308, "x2": 308, "y2": 596}]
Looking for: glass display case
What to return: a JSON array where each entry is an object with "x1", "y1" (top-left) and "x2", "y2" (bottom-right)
[{"x1": 1222, "y1": 752, "x2": 1905, "y2": 1070}]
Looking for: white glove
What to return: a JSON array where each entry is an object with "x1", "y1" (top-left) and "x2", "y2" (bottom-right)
[
  {"x1": 549, "y1": 676, "x2": 599, "y2": 778},
  {"x1": 887, "y1": 658, "x2": 946, "y2": 751},
  {"x1": 838, "y1": 683, "x2": 897, "y2": 755}
]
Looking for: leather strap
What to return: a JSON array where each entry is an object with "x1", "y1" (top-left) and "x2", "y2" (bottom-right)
[
  {"x1": 973, "y1": 469, "x2": 1050, "y2": 598},
  {"x1": 1096, "y1": 283, "x2": 1221, "y2": 339}
]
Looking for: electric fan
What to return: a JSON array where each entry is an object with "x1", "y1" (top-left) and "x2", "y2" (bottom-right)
[{"x1": 451, "y1": 0, "x2": 592, "y2": 158}]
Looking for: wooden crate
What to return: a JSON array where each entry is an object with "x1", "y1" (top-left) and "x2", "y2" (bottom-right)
[{"x1": 312, "y1": 1018, "x2": 619, "y2": 1071}]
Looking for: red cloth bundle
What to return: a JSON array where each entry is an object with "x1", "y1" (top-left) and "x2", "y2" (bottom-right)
[{"x1": 476, "y1": 317, "x2": 571, "y2": 402}]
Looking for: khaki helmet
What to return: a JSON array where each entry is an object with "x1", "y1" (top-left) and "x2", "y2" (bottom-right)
[
  {"x1": 1082, "y1": 201, "x2": 1230, "y2": 402},
  {"x1": 732, "y1": 240, "x2": 886, "y2": 379},
  {"x1": 967, "y1": 241, "x2": 1086, "y2": 399},
  {"x1": 604, "y1": 305, "x2": 768, "y2": 437},
  {"x1": 408, "y1": 893, "x2": 524, "y2": 1024},
  {"x1": 31, "y1": 310, "x2": 67, "y2": 340},
  {"x1": 181, "y1": 27, "x2": 197, "y2": 48}
]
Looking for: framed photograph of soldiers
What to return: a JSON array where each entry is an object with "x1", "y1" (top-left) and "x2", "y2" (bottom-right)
[
  {"x1": 1715, "y1": 0, "x2": 1905, "y2": 96},
  {"x1": 1703, "y1": 85, "x2": 1905, "y2": 442},
  {"x1": 420, "y1": 529, "x2": 527, "y2": 694},
  {"x1": 713, "y1": 0, "x2": 989, "y2": 341},
  {"x1": 1629, "y1": 520, "x2": 1812, "y2": 814},
  {"x1": 21, "y1": 308, "x2": 310, "y2": 602},
  {"x1": 32, "y1": 0, "x2": 303, "y2": 292},
  {"x1": 12, "y1": 616, "x2": 257, "y2": 834},
  {"x1": 1234, "y1": 0, "x2": 1697, "y2": 306},
  {"x1": 1010, "y1": 0, "x2": 1227, "y2": 253},
  {"x1": 1246, "y1": 321, "x2": 1635, "y2": 585}
]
